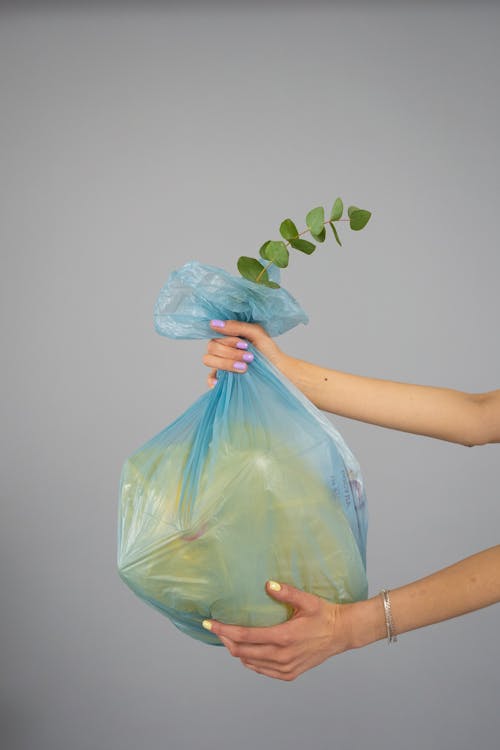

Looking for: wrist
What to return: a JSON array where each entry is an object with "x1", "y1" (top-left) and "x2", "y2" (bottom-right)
[
  {"x1": 342, "y1": 596, "x2": 388, "y2": 650},
  {"x1": 277, "y1": 354, "x2": 308, "y2": 389},
  {"x1": 275, "y1": 352, "x2": 298, "y2": 379}
]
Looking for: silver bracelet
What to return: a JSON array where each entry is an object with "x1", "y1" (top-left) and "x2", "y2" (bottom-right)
[{"x1": 380, "y1": 589, "x2": 398, "y2": 644}]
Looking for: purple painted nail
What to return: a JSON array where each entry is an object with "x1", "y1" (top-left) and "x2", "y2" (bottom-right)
[
  {"x1": 233, "y1": 361, "x2": 247, "y2": 371},
  {"x1": 211, "y1": 319, "x2": 225, "y2": 328},
  {"x1": 242, "y1": 352, "x2": 254, "y2": 363},
  {"x1": 236, "y1": 341, "x2": 248, "y2": 350}
]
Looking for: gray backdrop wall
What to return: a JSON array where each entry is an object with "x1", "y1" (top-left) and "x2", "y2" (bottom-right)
[{"x1": 1, "y1": 2, "x2": 499, "y2": 750}]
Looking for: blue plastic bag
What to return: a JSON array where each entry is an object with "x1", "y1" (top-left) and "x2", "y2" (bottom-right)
[{"x1": 117, "y1": 261, "x2": 368, "y2": 645}]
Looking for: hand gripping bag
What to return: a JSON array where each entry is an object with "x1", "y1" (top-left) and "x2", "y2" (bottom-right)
[{"x1": 117, "y1": 261, "x2": 368, "y2": 646}]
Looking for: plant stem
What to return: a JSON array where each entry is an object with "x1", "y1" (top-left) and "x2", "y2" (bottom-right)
[
  {"x1": 283, "y1": 218, "x2": 347, "y2": 249},
  {"x1": 255, "y1": 259, "x2": 275, "y2": 283},
  {"x1": 255, "y1": 218, "x2": 349, "y2": 283}
]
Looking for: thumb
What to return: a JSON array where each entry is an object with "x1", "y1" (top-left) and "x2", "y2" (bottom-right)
[{"x1": 265, "y1": 580, "x2": 319, "y2": 615}]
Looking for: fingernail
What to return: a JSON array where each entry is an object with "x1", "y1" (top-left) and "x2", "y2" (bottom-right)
[
  {"x1": 233, "y1": 361, "x2": 247, "y2": 371},
  {"x1": 242, "y1": 352, "x2": 254, "y2": 363},
  {"x1": 268, "y1": 580, "x2": 282, "y2": 591},
  {"x1": 210, "y1": 379, "x2": 218, "y2": 387},
  {"x1": 236, "y1": 341, "x2": 248, "y2": 350},
  {"x1": 202, "y1": 620, "x2": 213, "y2": 631},
  {"x1": 211, "y1": 320, "x2": 225, "y2": 328}
]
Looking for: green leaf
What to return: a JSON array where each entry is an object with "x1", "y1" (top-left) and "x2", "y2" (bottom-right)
[
  {"x1": 306, "y1": 206, "x2": 325, "y2": 236},
  {"x1": 262, "y1": 279, "x2": 280, "y2": 289},
  {"x1": 279, "y1": 218, "x2": 299, "y2": 241},
  {"x1": 260, "y1": 240, "x2": 289, "y2": 268},
  {"x1": 347, "y1": 205, "x2": 359, "y2": 218},
  {"x1": 311, "y1": 226, "x2": 326, "y2": 243},
  {"x1": 237, "y1": 256, "x2": 271, "y2": 284},
  {"x1": 349, "y1": 208, "x2": 372, "y2": 231},
  {"x1": 329, "y1": 221, "x2": 342, "y2": 246},
  {"x1": 330, "y1": 197, "x2": 343, "y2": 221},
  {"x1": 258, "y1": 240, "x2": 272, "y2": 258},
  {"x1": 290, "y1": 238, "x2": 316, "y2": 254}
]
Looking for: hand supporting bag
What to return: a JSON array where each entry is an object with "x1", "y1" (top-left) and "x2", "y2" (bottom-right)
[{"x1": 117, "y1": 261, "x2": 368, "y2": 646}]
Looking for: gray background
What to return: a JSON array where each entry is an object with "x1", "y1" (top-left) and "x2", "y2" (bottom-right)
[{"x1": 1, "y1": 2, "x2": 499, "y2": 749}]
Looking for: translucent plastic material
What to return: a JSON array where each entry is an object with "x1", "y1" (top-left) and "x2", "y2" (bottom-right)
[{"x1": 117, "y1": 261, "x2": 368, "y2": 646}]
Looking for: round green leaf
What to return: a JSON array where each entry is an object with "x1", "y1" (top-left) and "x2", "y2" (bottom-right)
[
  {"x1": 330, "y1": 197, "x2": 343, "y2": 221},
  {"x1": 260, "y1": 240, "x2": 289, "y2": 268},
  {"x1": 262, "y1": 280, "x2": 280, "y2": 289},
  {"x1": 290, "y1": 238, "x2": 316, "y2": 255},
  {"x1": 279, "y1": 218, "x2": 299, "y2": 241},
  {"x1": 237, "y1": 256, "x2": 270, "y2": 283},
  {"x1": 258, "y1": 240, "x2": 272, "y2": 259},
  {"x1": 329, "y1": 221, "x2": 342, "y2": 246},
  {"x1": 306, "y1": 206, "x2": 325, "y2": 236},
  {"x1": 347, "y1": 205, "x2": 359, "y2": 218},
  {"x1": 349, "y1": 209, "x2": 371, "y2": 231},
  {"x1": 311, "y1": 226, "x2": 326, "y2": 243}
]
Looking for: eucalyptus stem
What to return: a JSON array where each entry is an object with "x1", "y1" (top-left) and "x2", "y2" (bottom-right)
[
  {"x1": 255, "y1": 260, "x2": 275, "y2": 283},
  {"x1": 237, "y1": 199, "x2": 371, "y2": 288},
  {"x1": 256, "y1": 218, "x2": 350, "y2": 280},
  {"x1": 287, "y1": 217, "x2": 349, "y2": 246}
]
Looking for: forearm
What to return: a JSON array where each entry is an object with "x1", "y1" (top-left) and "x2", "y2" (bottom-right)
[
  {"x1": 279, "y1": 354, "x2": 490, "y2": 446},
  {"x1": 348, "y1": 545, "x2": 500, "y2": 648}
]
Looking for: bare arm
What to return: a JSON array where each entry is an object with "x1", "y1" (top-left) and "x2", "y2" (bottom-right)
[
  {"x1": 205, "y1": 320, "x2": 500, "y2": 447},
  {"x1": 279, "y1": 355, "x2": 500, "y2": 447},
  {"x1": 350, "y1": 545, "x2": 500, "y2": 648},
  {"x1": 203, "y1": 545, "x2": 500, "y2": 681}
]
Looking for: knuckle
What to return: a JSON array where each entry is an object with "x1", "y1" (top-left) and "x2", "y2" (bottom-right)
[
  {"x1": 279, "y1": 632, "x2": 293, "y2": 647},
  {"x1": 276, "y1": 648, "x2": 291, "y2": 664},
  {"x1": 215, "y1": 342, "x2": 231, "y2": 356},
  {"x1": 310, "y1": 598, "x2": 321, "y2": 614},
  {"x1": 202, "y1": 355, "x2": 211, "y2": 367}
]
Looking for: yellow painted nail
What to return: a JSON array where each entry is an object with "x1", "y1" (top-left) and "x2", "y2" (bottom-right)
[
  {"x1": 268, "y1": 580, "x2": 282, "y2": 591},
  {"x1": 202, "y1": 620, "x2": 212, "y2": 631}
]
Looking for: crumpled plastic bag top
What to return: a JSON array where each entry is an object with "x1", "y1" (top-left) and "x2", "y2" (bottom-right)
[{"x1": 153, "y1": 260, "x2": 308, "y2": 339}]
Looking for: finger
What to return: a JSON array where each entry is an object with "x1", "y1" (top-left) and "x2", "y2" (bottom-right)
[
  {"x1": 202, "y1": 619, "x2": 288, "y2": 646},
  {"x1": 244, "y1": 663, "x2": 297, "y2": 682},
  {"x1": 242, "y1": 655, "x2": 297, "y2": 673},
  {"x1": 265, "y1": 580, "x2": 320, "y2": 616},
  {"x1": 207, "y1": 340, "x2": 254, "y2": 363},
  {"x1": 228, "y1": 642, "x2": 283, "y2": 662},
  {"x1": 210, "y1": 319, "x2": 268, "y2": 344},
  {"x1": 202, "y1": 353, "x2": 249, "y2": 374},
  {"x1": 208, "y1": 336, "x2": 250, "y2": 350}
]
